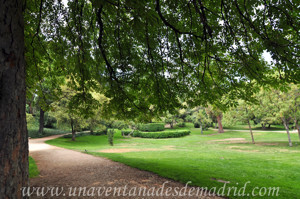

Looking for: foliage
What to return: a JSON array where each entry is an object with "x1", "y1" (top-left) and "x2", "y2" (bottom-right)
[
  {"x1": 193, "y1": 122, "x2": 201, "y2": 128},
  {"x1": 132, "y1": 130, "x2": 190, "y2": 139},
  {"x1": 107, "y1": 129, "x2": 115, "y2": 146},
  {"x1": 25, "y1": 0, "x2": 299, "y2": 120},
  {"x1": 192, "y1": 107, "x2": 212, "y2": 131},
  {"x1": 138, "y1": 123, "x2": 165, "y2": 132},
  {"x1": 26, "y1": 113, "x2": 36, "y2": 129},
  {"x1": 177, "y1": 122, "x2": 186, "y2": 127}
]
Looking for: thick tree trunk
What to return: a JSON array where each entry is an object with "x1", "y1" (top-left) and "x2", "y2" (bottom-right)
[
  {"x1": 0, "y1": 0, "x2": 28, "y2": 198},
  {"x1": 261, "y1": 123, "x2": 267, "y2": 130},
  {"x1": 38, "y1": 107, "x2": 44, "y2": 134},
  {"x1": 248, "y1": 120, "x2": 255, "y2": 144},
  {"x1": 282, "y1": 118, "x2": 292, "y2": 147},
  {"x1": 216, "y1": 114, "x2": 224, "y2": 133}
]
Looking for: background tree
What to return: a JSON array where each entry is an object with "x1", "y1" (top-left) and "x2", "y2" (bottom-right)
[
  {"x1": 192, "y1": 107, "x2": 211, "y2": 134},
  {"x1": 224, "y1": 100, "x2": 256, "y2": 144},
  {"x1": 206, "y1": 105, "x2": 224, "y2": 133}
]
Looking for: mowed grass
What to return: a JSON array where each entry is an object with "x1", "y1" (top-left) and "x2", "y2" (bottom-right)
[
  {"x1": 29, "y1": 156, "x2": 39, "y2": 178},
  {"x1": 46, "y1": 123, "x2": 300, "y2": 198}
]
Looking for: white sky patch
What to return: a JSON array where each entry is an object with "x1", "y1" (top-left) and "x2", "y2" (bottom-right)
[{"x1": 262, "y1": 50, "x2": 272, "y2": 64}]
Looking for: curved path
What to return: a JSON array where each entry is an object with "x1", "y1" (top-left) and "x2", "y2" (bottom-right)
[{"x1": 29, "y1": 135, "x2": 220, "y2": 199}]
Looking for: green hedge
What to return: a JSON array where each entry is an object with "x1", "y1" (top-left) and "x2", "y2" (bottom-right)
[
  {"x1": 177, "y1": 122, "x2": 186, "y2": 127},
  {"x1": 138, "y1": 123, "x2": 165, "y2": 132},
  {"x1": 132, "y1": 130, "x2": 190, "y2": 139}
]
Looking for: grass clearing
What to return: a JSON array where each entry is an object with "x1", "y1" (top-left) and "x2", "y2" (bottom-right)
[{"x1": 47, "y1": 124, "x2": 300, "y2": 198}]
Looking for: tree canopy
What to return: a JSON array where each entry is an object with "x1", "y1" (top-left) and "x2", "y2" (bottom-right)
[{"x1": 25, "y1": 0, "x2": 299, "y2": 119}]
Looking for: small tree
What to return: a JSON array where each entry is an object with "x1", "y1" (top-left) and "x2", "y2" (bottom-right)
[
  {"x1": 206, "y1": 105, "x2": 224, "y2": 133},
  {"x1": 225, "y1": 101, "x2": 256, "y2": 144},
  {"x1": 192, "y1": 108, "x2": 211, "y2": 134},
  {"x1": 107, "y1": 129, "x2": 115, "y2": 146}
]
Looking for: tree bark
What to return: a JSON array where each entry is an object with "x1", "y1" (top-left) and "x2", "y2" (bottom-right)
[
  {"x1": 0, "y1": 0, "x2": 28, "y2": 198},
  {"x1": 216, "y1": 114, "x2": 224, "y2": 133},
  {"x1": 71, "y1": 118, "x2": 76, "y2": 141},
  {"x1": 200, "y1": 124, "x2": 203, "y2": 135},
  {"x1": 248, "y1": 120, "x2": 255, "y2": 144},
  {"x1": 282, "y1": 118, "x2": 292, "y2": 147},
  {"x1": 39, "y1": 107, "x2": 44, "y2": 134}
]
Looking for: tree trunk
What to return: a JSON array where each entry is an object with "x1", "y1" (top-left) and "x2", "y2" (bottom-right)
[
  {"x1": 71, "y1": 118, "x2": 76, "y2": 141},
  {"x1": 0, "y1": 1, "x2": 28, "y2": 198},
  {"x1": 295, "y1": 120, "x2": 300, "y2": 141},
  {"x1": 216, "y1": 114, "x2": 224, "y2": 133},
  {"x1": 38, "y1": 107, "x2": 44, "y2": 134},
  {"x1": 282, "y1": 118, "x2": 292, "y2": 147},
  {"x1": 267, "y1": 124, "x2": 271, "y2": 129},
  {"x1": 200, "y1": 124, "x2": 203, "y2": 135},
  {"x1": 248, "y1": 120, "x2": 255, "y2": 144},
  {"x1": 261, "y1": 123, "x2": 267, "y2": 130}
]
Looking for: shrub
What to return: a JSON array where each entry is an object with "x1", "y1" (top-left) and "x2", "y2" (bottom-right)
[
  {"x1": 107, "y1": 129, "x2": 115, "y2": 146},
  {"x1": 91, "y1": 130, "x2": 106, "y2": 136},
  {"x1": 177, "y1": 122, "x2": 186, "y2": 127},
  {"x1": 194, "y1": 122, "x2": 200, "y2": 128},
  {"x1": 138, "y1": 123, "x2": 165, "y2": 132},
  {"x1": 132, "y1": 130, "x2": 190, "y2": 139}
]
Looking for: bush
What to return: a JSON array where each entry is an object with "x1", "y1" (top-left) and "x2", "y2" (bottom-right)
[
  {"x1": 107, "y1": 129, "x2": 115, "y2": 146},
  {"x1": 91, "y1": 130, "x2": 106, "y2": 136},
  {"x1": 138, "y1": 123, "x2": 165, "y2": 132},
  {"x1": 177, "y1": 122, "x2": 186, "y2": 127},
  {"x1": 132, "y1": 130, "x2": 190, "y2": 139},
  {"x1": 121, "y1": 129, "x2": 132, "y2": 136},
  {"x1": 194, "y1": 122, "x2": 200, "y2": 128}
]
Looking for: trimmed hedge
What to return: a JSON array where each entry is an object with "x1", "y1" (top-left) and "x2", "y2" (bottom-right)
[
  {"x1": 177, "y1": 122, "x2": 186, "y2": 127},
  {"x1": 132, "y1": 130, "x2": 190, "y2": 139},
  {"x1": 138, "y1": 123, "x2": 165, "y2": 132}
]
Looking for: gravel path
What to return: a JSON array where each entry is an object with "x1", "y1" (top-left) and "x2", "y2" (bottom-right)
[{"x1": 29, "y1": 135, "x2": 222, "y2": 199}]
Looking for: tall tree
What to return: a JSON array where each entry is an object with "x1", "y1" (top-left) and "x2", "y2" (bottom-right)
[{"x1": 0, "y1": 0, "x2": 28, "y2": 198}]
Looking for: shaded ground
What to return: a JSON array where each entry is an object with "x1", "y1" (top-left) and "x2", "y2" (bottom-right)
[{"x1": 29, "y1": 135, "x2": 221, "y2": 199}]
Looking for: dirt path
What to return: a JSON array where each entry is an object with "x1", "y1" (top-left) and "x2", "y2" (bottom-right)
[{"x1": 29, "y1": 136, "x2": 221, "y2": 199}]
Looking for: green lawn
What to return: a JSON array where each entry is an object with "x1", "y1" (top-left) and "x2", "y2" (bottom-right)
[
  {"x1": 46, "y1": 124, "x2": 300, "y2": 198},
  {"x1": 29, "y1": 156, "x2": 39, "y2": 178}
]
